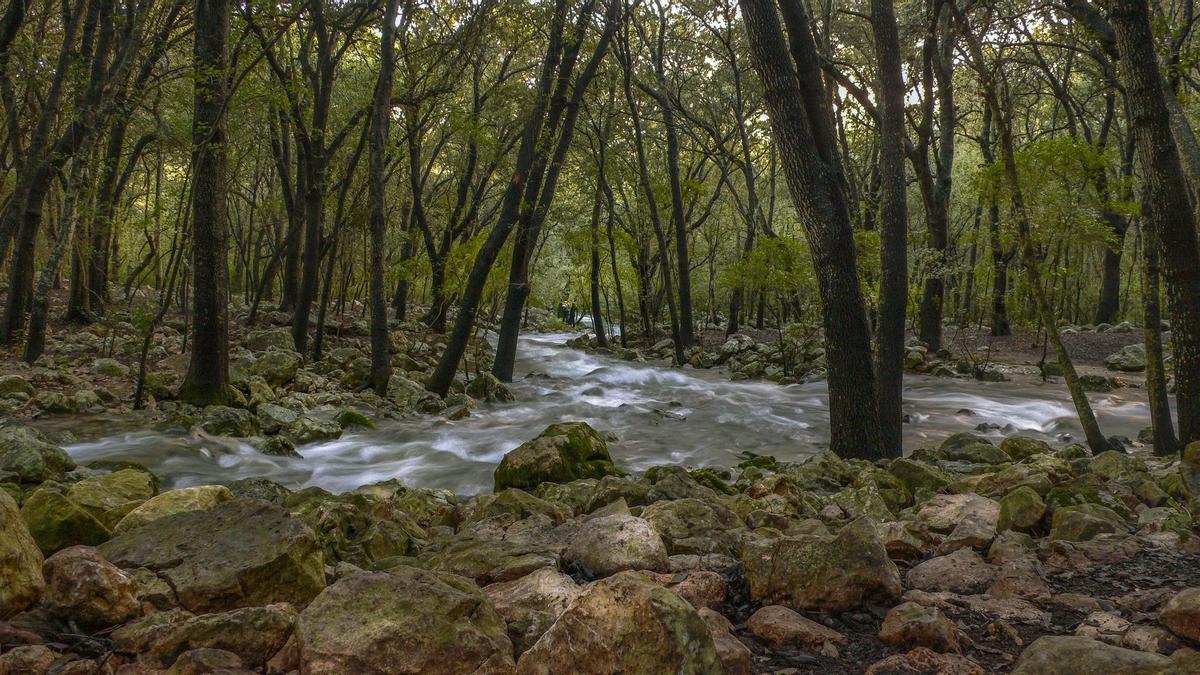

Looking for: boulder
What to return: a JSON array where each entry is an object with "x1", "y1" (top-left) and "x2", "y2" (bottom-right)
[
  {"x1": 284, "y1": 414, "x2": 342, "y2": 445},
  {"x1": 112, "y1": 604, "x2": 296, "y2": 669},
  {"x1": 0, "y1": 491, "x2": 43, "y2": 618},
  {"x1": 878, "y1": 601, "x2": 959, "y2": 653},
  {"x1": 516, "y1": 571, "x2": 720, "y2": 674},
  {"x1": 420, "y1": 537, "x2": 558, "y2": 586},
  {"x1": 939, "y1": 433, "x2": 1010, "y2": 464},
  {"x1": 640, "y1": 497, "x2": 743, "y2": 556},
  {"x1": 915, "y1": 493, "x2": 1000, "y2": 533},
  {"x1": 0, "y1": 374, "x2": 35, "y2": 399},
  {"x1": 466, "y1": 373, "x2": 516, "y2": 403},
  {"x1": 257, "y1": 403, "x2": 299, "y2": 434},
  {"x1": 563, "y1": 513, "x2": 668, "y2": 578},
  {"x1": 244, "y1": 327, "x2": 295, "y2": 352},
  {"x1": 746, "y1": 605, "x2": 846, "y2": 649},
  {"x1": 1011, "y1": 636, "x2": 1170, "y2": 674},
  {"x1": 1105, "y1": 343, "x2": 1147, "y2": 372},
  {"x1": 865, "y1": 648, "x2": 983, "y2": 675},
  {"x1": 906, "y1": 549, "x2": 996, "y2": 595},
  {"x1": 0, "y1": 426, "x2": 74, "y2": 483},
  {"x1": 1049, "y1": 503, "x2": 1126, "y2": 542},
  {"x1": 92, "y1": 358, "x2": 130, "y2": 377},
  {"x1": 43, "y1": 546, "x2": 139, "y2": 628},
  {"x1": 483, "y1": 568, "x2": 580, "y2": 655},
  {"x1": 887, "y1": 458, "x2": 952, "y2": 493},
  {"x1": 1000, "y1": 436, "x2": 1053, "y2": 461},
  {"x1": 741, "y1": 517, "x2": 902, "y2": 612},
  {"x1": 100, "y1": 499, "x2": 325, "y2": 613},
  {"x1": 998, "y1": 486, "x2": 1046, "y2": 533},
  {"x1": 1158, "y1": 588, "x2": 1200, "y2": 643},
  {"x1": 494, "y1": 422, "x2": 622, "y2": 491},
  {"x1": 296, "y1": 568, "x2": 515, "y2": 674},
  {"x1": 199, "y1": 406, "x2": 258, "y2": 437},
  {"x1": 114, "y1": 485, "x2": 234, "y2": 534},
  {"x1": 250, "y1": 349, "x2": 302, "y2": 386},
  {"x1": 21, "y1": 487, "x2": 111, "y2": 554},
  {"x1": 0, "y1": 645, "x2": 58, "y2": 674},
  {"x1": 66, "y1": 469, "x2": 157, "y2": 529}
]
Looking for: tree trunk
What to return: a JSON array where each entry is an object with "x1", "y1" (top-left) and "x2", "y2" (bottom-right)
[
  {"x1": 366, "y1": 0, "x2": 398, "y2": 395},
  {"x1": 180, "y1": 0, "x2": 231, "y2": 405}
]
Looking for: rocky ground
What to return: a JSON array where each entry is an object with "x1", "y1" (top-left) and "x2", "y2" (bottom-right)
[{"x1": 4, "y1": 410, "x2": 1200, "y2": 673}]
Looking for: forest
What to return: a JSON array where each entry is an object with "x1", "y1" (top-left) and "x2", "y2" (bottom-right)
[{"x1": 2, "y1": 0, "x2": 1200, "y2": 672}]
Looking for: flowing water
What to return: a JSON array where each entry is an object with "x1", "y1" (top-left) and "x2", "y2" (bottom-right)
[{"x1": 63, "y1": 332, "x2": 1154, "y2": 496}]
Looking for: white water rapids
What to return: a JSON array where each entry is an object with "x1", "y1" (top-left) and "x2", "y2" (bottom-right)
[{"x1": 63, "y1": 332, "x2": 1153, "y2": 495}]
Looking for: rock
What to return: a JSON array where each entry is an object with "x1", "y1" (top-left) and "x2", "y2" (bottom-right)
[
  {"x1": 1158, "y1": 587, "x2": 1200, "y2": 643},
  {"x1": 0, "y1": 426, "x2": 75, "y2": 483},
  {"x1": 335, "y1": 409, "x2": 374, "y2": 429},
  {"x1": 640, "y1": 497, "x2": 742, "y2": 556},
  {"x1": 494, "y1": 422, "x2": 622, "y2": 491},
  {"x1": 0, "y1": 491, "x2": 43, "y2": 618},
  {"x1": 878, "y1": 602, "x2": 959, "y2": 653},
  {"x1": 284, "y1": 414, "x2": 342, "y2": 444},
  {"x1": 1089, "y1": 450, "x2": 1146, "y2": 481},
  {"x1": 937, "y1": 506, "x2": 998, "y2": 554},
  {"x1": 101, "y1": 499, "x2": 325, "y2": 613},
  {"x1": 43, "y1": 546, "x2": 138, "y2": 628},
  {"x1": 466, "y1": 373, "x2": 516, "y2": 403},
  {"x1": 563, "y1": 513, "x2": 668, "y2": 578},
  {"x1": 296, "y1": 568, "x2": 515, "y2": 674},
  {"x1": 646, "y1": 570, "x2": 727, "y2": 609},
  {"x1": 0, "y1": 374, "x2": 34, "y2": 399},
  {"x1": 0, "y1": 645, "x2": 57, "y2": 674},
  {"x1": 421, "y1": 537, "x2": 557, "y2": 585},
  {"x1": 1105, "y1": 343, "x2": 1146, "y2": 372},
  {"x1": 112, "y1": 604, "x2": 296, "y2": 669},
  {"x1": 199, "y1": 406, "x2": 258, "y2": 437},
  {"x1": 21, "y1": 487, "x2": 111, "y2": 555},
  {"x1": 1182, "y1": 442, "x2": 1200, "y2": 498},
  {"x1": 165, "y1": 648, "x2": 249, "y2": 675},
  {"x1": 915, "y1": 493, "x2": 1000, "y2": 533},
  {"x1": 1049, "y1": 503, "x2": 1126, "y2": 542},
  {"x1": 888, "y1": 458, "x2": 953, "y2": 493},
  {"x1": 741, "y1": 517, "x2": 902, "y2": 612},
  {"x1": 865, "y1": 647, "x2": 983, "y2": 675},
  {"x1": 940, "y1": 433, "x2": 1010, "y2": 464},
  {"x1": 998, "y1": 486, "x2": 1046, "y2": 533},
  {"x1": 1011, "y1": 636, "x2": 1170, "y2": 674},
  {"x1": 114, "y1": 485, "x2": 234, "y2": 534},
  {"x1": 988, "y1": 555, "x2": 1051, "y2": 601},
  {"x1": 92, "y1": 358, "x2": 130, "y2": 377},
  {"x1": 906, "y1": 549, "x2": 996, "y2": 595},
  {"x1": 483, "y1": 568, "x2": 580, "y2": 655},
  {"x1": 244, "y1": 327, "x2": 295, "y2": 351},
  {"x1": 516, "y1": 570, "x2": 720, "y2": 674},
  {"x1": 256, "y1": 403, "x2": 299, "y2": 434},
  {"x1": 251, "y1": 349, "x2": 302, "y2": 386},
  {"x1": 66, "y1": 469, "x2": 157, "y2": 529},
  {"x1": 258, "y1": 435, "x2": 300, "y2": 458},
  {"x1": 746, "y1": 605, "x2": 846, "y2": 649},
  {"x1": 1000, "y1": 436, "x2": 1053, "y2": 461}
]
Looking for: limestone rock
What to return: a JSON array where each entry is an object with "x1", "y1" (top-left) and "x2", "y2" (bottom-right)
[
  {"x1": 746, "y1": 605, "x2": 846, "y2": 649},
  {"x1": 114, "y1": 485, "x2": 234, "y2": 534},
  {"x1": 998, "y1": 486, "x2": 1046, "y2": 533},
  {"x1": 516, "y1": 570, "x2": 720, "y2": 674},
  {"x1": 563, "y1": 513, "x2": 668, "y2": 578},
  {"x1": 0, "y1": 491, "x2": 43, "y2": 618},
  {"x1": 1049, "y1": 503, "x2": 1126, "y2": 542},
  {"x1": 21, "y1": 486, "x2": 112, "y2": 555},
  {"x1": 741, "y1": 517, "x2": 901, "y2": 612},
  {"x1": 113, "y1": 604, "x2": 296, "y2": 669},
  {"x1": 906, "y1": 549, "x2": 996, "y2": 595},
  {"x1": 878, "y1": 601, "x2": 959, "y2": 653},
  {"x1": 101, "y1": 499, "x2": 324, "y2": 613},
  {"x1": 640, "y1": 497, "x2": 743, "y2": 556},
  {"x1": 296, "y1": 568, "x2": 515, "y2": 674},
  {"x1": 1158, "y1": 587, "x2": 1200, "y2": 643},
  {"x1": 1010, "y1": 636, "x2": 1170, "y2": 674},
  {"x1": 43, "y1": 546, "x2": 139, "y2": 628},
  {"x1": 483, "y1": 568, "x2": 580, "y2": 655},
  {"x1": 494, "y1": 422, "x2": 622, "y2": 491},
  {"x1": 0, "y1": 426, "x2": 74, "y2": 483}
]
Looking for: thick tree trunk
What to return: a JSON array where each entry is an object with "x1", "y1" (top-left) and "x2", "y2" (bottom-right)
[
  {"x1": 871, "y1": 0, "x2": 907, "y2": 454},
  {"x1": 180, "y1": 0, "x2": 231, "y2": 405},
  {"x1": 739, "y1": 0, "x2": 885, "y2": 459},
  {"x1": 366, "y1": 0, "x2": 397, "y2": 395},
  {"x1": 1109, "y1": 0, "x2": 1200, "y2": 447}
]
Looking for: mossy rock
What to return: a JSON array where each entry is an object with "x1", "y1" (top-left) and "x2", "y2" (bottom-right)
[
  {"x1": 0, "y1": 426, "x2": 75, "y2": 483},
  {"x1": 1088, "y1": 450, "x2": 1147, "y2": 481},
  {"x1": 997, "y1": 486, "x2": 1046, "y2": 532},
  {"x1": 887, "y1": 458, "x2": 952, "y2": 494},
  {"x1": 494, "y1": 422, "x2": 623, "y2": 492},
  {"x1": 1000, "y1": 436, "x2": 1053, "y2": 461},
  {"x1": 66, "y1": 469, "x2": 157, "y2": 529},
  {"x1": 335, "y1": 409, "x2": 375, "y2": 430},
  {"x1": 21, "y1": 486, "x2": 112, "y2": 555},
  {"x1": 1049, "y1": 503, "x2": 1126, "y2": 542},
  {"x1": 114, "y1": 485, "x2": 234, "y2": 534}
]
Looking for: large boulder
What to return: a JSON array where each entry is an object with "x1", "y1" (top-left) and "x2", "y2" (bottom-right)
[
  {"x1": 43, "y1": 546, "x2": 139, "y2": 628},
  {"x1": 741, "y1": 517, "x2": 902, "y2": 612},
  {"x1": 640, "y1": 497, "x2": 743, "y2": 556},
  {"x1": 295, "y1": 568, "x2": 515, "y2": 674},
  {"x1": 112, "y1": 604, "x2": 296, "y2": 669},
  {"x1": 495, "y1": 422, "x2": 622, "y2": 491},
  {"x1": 0, "y1": 491, "x2": 43, "y2": 618},
  {"x1": 114, "y1": 485, "x2": 234, "y2": 534},
  {"x1": 998, "y1": 486, "x2": 1046, "y2": 533},
  {"x1": 0, "y1": 426, "x2": 75, "y2": 483},
  {"x1": 483, "y1": 568, "x2": 581, "y2": 655},
  {"x1": 1105, "y1": 343, "x2": 1147, "y2": 372},
  {"x1": 1011, "y1": 636, "x2": 1170, "y2": 674},
  {"x1": 100, "y1": 499, "x2": 325, "y2": 613},
  {"x1": 516, "y1": 570, "x2": 721, "y2": 674},
  {"x1": 250, "y1": 349, "x2": 302, "y2": 386},
  {"x1": 939, "y1": 433, "x2": 1010, "y2": 464},
  {"x1": 66, "y1": 469, "x2": 157, "y2": 529},
  {"x1": 199, "y1": 406, "x2": 259, "y2": 437},
  {"x1": 21, "y1": 486, "x2": 112, "y2": 554},
  {"x1": 1049, "y1": 503, "x2": 1126, "y2": 542},
  {"x1": 244, "y1": 327, "x2": 295, "y2": 352},
  {"x1": 563, "y1": 513, "x2": 668, "y2": 578}
]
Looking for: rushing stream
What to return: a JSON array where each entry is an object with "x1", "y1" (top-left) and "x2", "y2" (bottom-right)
[{"x1": 63, "y1": 332, "x2": 1154, "y2": 496}]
